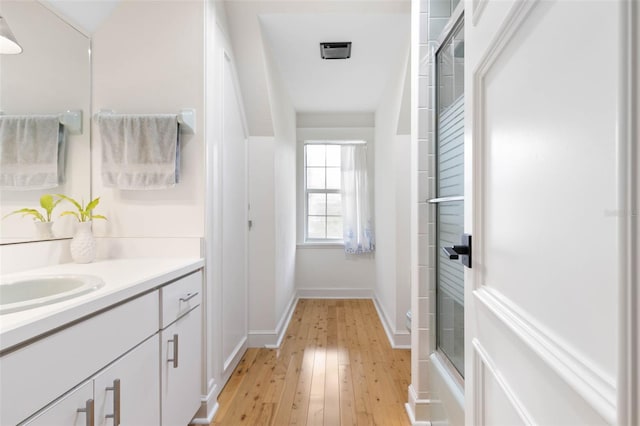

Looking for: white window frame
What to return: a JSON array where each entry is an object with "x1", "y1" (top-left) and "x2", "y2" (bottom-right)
[
  {"x1": 303, "y1": 142, "x2": 343, "y2": 243},
  {"x1": 301, "y1": 140, "x2": 367, "y2": 244}
]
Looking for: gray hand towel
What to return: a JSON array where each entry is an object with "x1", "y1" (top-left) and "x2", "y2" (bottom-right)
[
  {"x1": 98, "y1": 114, "x2": 180, "y2": 190},
  {"x1": 0, "y1": 115, "x2": 65, "y2": 190}
]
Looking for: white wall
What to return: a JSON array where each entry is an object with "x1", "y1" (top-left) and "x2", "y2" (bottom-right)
[
  {"x1": 265, "y1": 40, "x2": 297, "y2": 329},
  {"x1": 245, "y1": 22, "x2": 298, "y2": 348},
  {"x1": 374, "y1": 47, "x2": 411, "y2": 348},
  {"x1": 91, "y1": 0, "x2": 205, "y2": 243},
  {"x1": 296, "y1": 247, "x2": 375, "y2": 297},
  {"x1": 248, "y1": 136, "x2": 276, "y2": 330},
  {"x1": 295, "y1": 124, "x2": 377, "y2": 297}
]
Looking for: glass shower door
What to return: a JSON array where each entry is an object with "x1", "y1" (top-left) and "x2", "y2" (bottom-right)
[{"x1": 432, "y1": 18, "x2": 465, "y2": 377}]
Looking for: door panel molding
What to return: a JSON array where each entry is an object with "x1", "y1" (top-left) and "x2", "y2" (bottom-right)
[
  {"x1": 467, "y1": 0, "x2": 632, "y2": 422},
  {"x1": 470, "y1": 0, "x2": 538, "y2": 293},
  {"x1": 471, "y1": 0, "x2": 489, "y2": 26},
  {"x1": 472, "y1": 339, "x2": 533, "y2": 425},
  {"x1": 475, "y1": 286, "x2": 616, "y2": 423}
]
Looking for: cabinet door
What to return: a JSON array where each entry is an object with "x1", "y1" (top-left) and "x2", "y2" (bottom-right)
[
  {"x1": 161, "y1": 306, "x2": 202, "y2": 426},
  {"x1": 94, "y1": 335, "x2": 160, "y2": 426},
  {"x1": 23, "y1": 380, "x2": 94, "y2": 426}
]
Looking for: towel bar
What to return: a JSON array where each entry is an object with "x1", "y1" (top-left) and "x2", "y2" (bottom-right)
[
  {"x1": 95, "y1": 109, "x2": 196, "y2": 135},
  {"x1": 0, "y1": 110, "x2": 83, "y2": 135},
  {"x1": 59, "y1": 110, "x2": 83, "y2": 135},
  {"x1": 177, "y1": 109, "x2": 196, "y2": 134}
]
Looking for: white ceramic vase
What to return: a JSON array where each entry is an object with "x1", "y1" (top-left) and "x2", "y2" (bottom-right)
[
  {"x1": 34, "y1": 221, "x2": 54, "y2": 239},
  {"x1": 70, "y1": 221, "x2": 96, "y2": 263}
]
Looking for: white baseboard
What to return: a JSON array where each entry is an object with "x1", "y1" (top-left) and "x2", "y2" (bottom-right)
[
  {"x1": 406, "y1": 384, "x2": 432, "y2": 426},
  {"x1": 190, "y1": 380, "x2": 220, "y2": 425},
  {"x1": 372, "y1": 296, "x2": 411, "y2": 349},
  {"x1": 297, "y1": 288, "x2": 374, "y2": 299},
  {"x1": 223, "y1": 337, "x2": 247, "y2": 379},
  {"x1": 248, "y1": 293, "x2": 299, "y2": 348}
]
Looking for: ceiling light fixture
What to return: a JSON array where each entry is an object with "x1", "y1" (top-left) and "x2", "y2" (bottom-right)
[
  {"x1": 320, "y1": 42, "x2": 351, "y2": 60},
  {"x1": 0, "y1": 15, "x2": 23, "y2": 54}
]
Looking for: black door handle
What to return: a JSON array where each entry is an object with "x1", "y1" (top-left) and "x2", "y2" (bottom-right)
[
  {"x1": 442, "y1": 234, "x2": 472, "y2": 268},
  {"x1": 442, "y1": 245, "x2": 469, "y2": 259}
]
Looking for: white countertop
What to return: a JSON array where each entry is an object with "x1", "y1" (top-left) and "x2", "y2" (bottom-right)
[{"x1": 0, "y1": 258, "x2": 204, "y2": 352}]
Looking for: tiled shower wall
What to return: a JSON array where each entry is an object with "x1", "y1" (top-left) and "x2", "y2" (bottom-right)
[{"x1": 412, "y1": 0, "x2": 456, "y2": 421}]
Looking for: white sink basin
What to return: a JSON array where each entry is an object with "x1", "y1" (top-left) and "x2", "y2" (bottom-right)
[{"x1": 0, "y1": 275, "x2": 105, "y2": 314}]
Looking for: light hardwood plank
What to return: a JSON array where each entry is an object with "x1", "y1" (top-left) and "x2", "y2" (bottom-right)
[{"x1": 211, "y1": 299, "x2": 410, "y2": 426}]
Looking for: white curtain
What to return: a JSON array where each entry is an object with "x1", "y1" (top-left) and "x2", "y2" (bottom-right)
[{"x1": 341, "y1": 144, "x2": 375, "y2": 254}]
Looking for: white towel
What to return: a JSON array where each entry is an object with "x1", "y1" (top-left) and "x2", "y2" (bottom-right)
[
  {"x1": 0, "y1": 115, "x2": 65, "y2": 190},
  {"x1": 98, "y1": 114, "x2": 180, "y2": 190}
]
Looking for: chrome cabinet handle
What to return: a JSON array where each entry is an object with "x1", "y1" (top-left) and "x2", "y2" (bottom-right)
[
  {"x1": 167, "y1": 333, "x2": 179, "y2": 368},
  {"x1": 77, "y1": 399, "x2": 95, "y2": 426},
  {"x1": 105, "y1": 379, "x2": 121, "y2": 425},
  {"x1": 179, "y1": 292, "x2": 198, "y2": 302}
]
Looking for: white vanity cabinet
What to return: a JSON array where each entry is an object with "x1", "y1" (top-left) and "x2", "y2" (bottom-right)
[
  {"x1": 24, "y1": 336, "x2": 159, "y2": 426},
  {"x1": 160, "y1": 271, "x2": 202, "y2": 426},
  {"x1": 93, "y1": 335, "x2": 160, "y2": 426},
  {"x1": 1, "y1": 262, "x2": 205, "y2": 426},
  {"x1": 2, "y1": 291, "x2": 158, "y2": 426},
  {"x1": 23, "y1": 381, "x2": 94, "y2": 426}
]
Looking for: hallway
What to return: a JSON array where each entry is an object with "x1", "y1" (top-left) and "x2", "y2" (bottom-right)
[{"x1": 212, "y1": 299, "x2": 411, "y2": 425}]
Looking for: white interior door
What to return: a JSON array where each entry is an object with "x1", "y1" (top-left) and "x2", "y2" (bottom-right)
[{"x1": 465, "y1": 0, "x2": 634, "y2": 424}]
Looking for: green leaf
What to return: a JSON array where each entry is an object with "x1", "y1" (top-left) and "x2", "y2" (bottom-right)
[
  {"x1": 6, "y1": 208, "x2": 46, "y2": 222},
  {"x1": 85, "y1": 197, "x2": 100, "y2": 213},
  {"x1": 40, "y1": 194, "x2": 62, "y2": 221},
  {"x1": 40, "y1": 194, "x2": 54, "y2": 211},
  {"x1": 56, "y1": 194, "x2": 107, "y2": 222},
  {"x1": 56, "y1": 194, "x2": 82, "y2": 211},
  {"x1": 90, "y1": 214, "x2": 108, "y2": 221},
  {"x1": 60, "y1": 211, "x2": 81, "y2": 221}
]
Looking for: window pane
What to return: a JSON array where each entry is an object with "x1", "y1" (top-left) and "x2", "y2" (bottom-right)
[
  {"x1": 326, "y1": 167, "x2": 341, "y2": 190},
  {"x1": 326, "y1": 193, "x2": 342, "y2": 216},
  {"x1": 308, "y1": 216, "x2": 326, "y2": 239},
  {"x1": 308, "y1": 193, "x2": 326, "y2": 215},
  {"x1": 306, "y1": 145, "x2": 325, "y2": 167},
  {"x1": 306, "y1": 168, "x2": 325, "y2": 189},
  {"x1": 326, "y1": 145, "x2": 341, "y2": 167},
  {"x1": 327, "y1": 216, "x2": 343, "y2": 239}
]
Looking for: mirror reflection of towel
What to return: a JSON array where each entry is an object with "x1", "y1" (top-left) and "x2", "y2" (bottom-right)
[
  {"x1": 98, "y1": 114, "x2": 180, "y2": 190},
  {"x1": 0, "y1": 115, "x2": 65, "y2": 190}
]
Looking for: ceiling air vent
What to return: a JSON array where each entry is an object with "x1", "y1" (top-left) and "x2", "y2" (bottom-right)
[{"x1": 320, "y1": 42, "x2": 352, "y2": 60}]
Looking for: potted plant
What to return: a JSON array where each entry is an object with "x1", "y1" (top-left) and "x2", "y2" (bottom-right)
[
  {"x1": 57, "y1": 195, "x2": 107, "y2": 263},
  {"x1": 2, "y1": 194, "x2": 62, "y2": 238}
]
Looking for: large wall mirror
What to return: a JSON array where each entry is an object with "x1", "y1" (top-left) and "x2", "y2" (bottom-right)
[{"x1": 0, "y1": 0, "x2": 91, "y2": 244}]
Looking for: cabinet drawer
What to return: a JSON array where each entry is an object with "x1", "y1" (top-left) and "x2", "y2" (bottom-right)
[
  {"x1": 160, "y1": 270, "x2": 202, "y2": 329},
  {"x1": 0, "y1": 291, "x2": 158, "y2": 426}
]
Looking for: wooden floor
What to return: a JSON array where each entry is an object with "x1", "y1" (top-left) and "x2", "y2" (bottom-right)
[{"x1": 211, "y1": 299, "x2": 411, "y2": 426}]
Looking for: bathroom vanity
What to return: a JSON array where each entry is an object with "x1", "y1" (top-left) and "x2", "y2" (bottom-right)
[{"x1": 0, "y1": 258, "x2": 204, "y2": 426}]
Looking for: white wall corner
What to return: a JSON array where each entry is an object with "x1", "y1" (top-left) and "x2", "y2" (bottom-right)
[
  {"x1": 373, "y1": 295, "x2": 411, "y2": 349},
  {"x1": 406, "y1": 384, "x2": 432, "y2": 425},
  {"x1": 248, "y1": 294, "x2": 298, "y2": 348}
]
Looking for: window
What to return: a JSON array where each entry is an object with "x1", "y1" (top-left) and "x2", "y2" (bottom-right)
[{"x1": 304, "y1": 143, "x2": 343, "y2": 241}]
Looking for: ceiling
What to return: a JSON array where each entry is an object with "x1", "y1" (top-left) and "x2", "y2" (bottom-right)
[
  {"x1": 224, "y1": 0, "x2": 410, "y2": 134},
  {"x1": 42, "y1": 0, "x2": 411, "y2": 135},
  {"x1": 259, "y1": 12, "x2": 410, "y2": 113}
]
